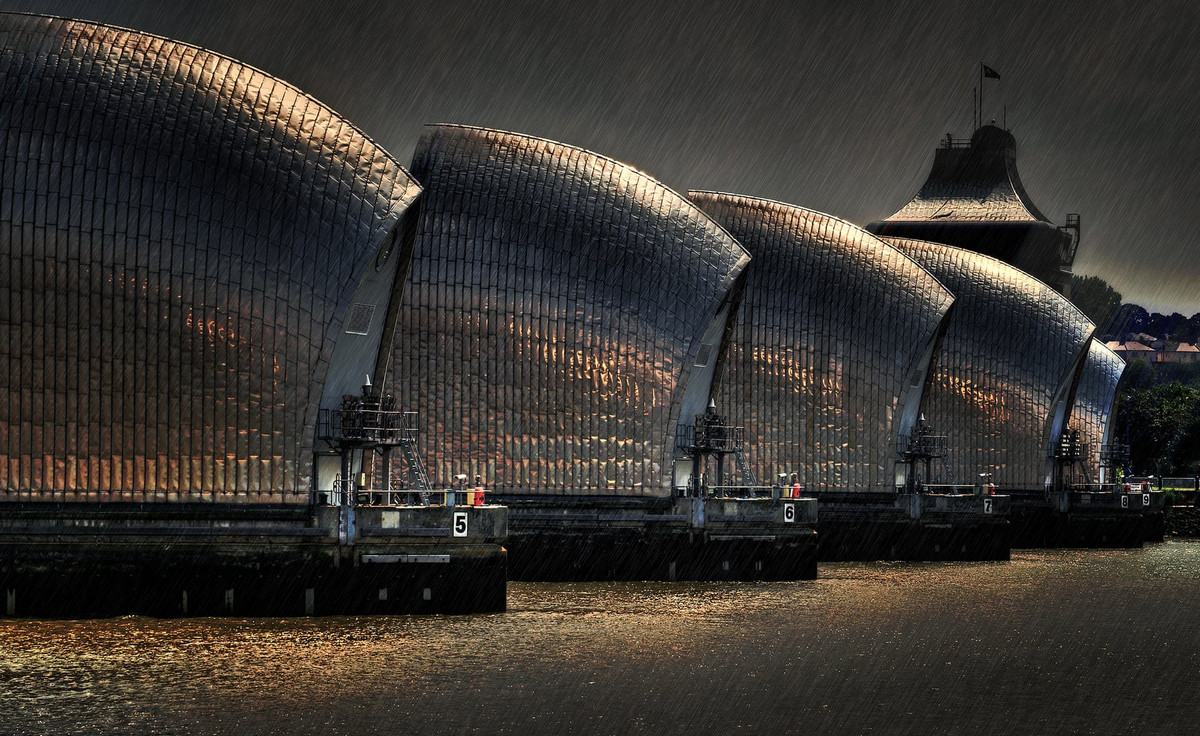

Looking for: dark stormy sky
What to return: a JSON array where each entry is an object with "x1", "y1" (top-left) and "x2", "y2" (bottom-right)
[{"x1": 5, "y1": 0, "x2": 1199, "y2": 314}]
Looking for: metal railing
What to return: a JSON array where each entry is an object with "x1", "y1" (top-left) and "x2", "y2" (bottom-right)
[
  {"x1": 676, "y1": 424, "x2": 745, "y2": 453},
  {"x1": 1058, "y1": 213, "x2": 1081, "y2": 266},
  {"x1": 698, "y1": 484, "x2": 779, "y2": 498},
  {"x1": 897, "y1": 432, "x2": 948, "y2": 459},
  {"x1": 1100, "y1": 442, "x2": 1129, "y2": 469},
  {"x1": 1158, "y1": 477, "x2": 1199, "y2": 491},
  {"x1": 317, "y1": 407, "x2": 419, "y2": 446},
  {"x1": 1069, "y1": 483, "x2": 1131, "y2": 493},
  {"x1": 1123, "y1": 476, "x2": 1199, "y2": 491},
  {"x1": 920, "y1": 483, "x2": 981, "y2": 495},
  {"x1": 1054, "y1": 432, "x2": 1089, "y2": 462},
  {"x1": 316, "y1": 481, "x2": 485, "y2": 508},
  {"x1": 939, "y1": 135, "x2": 973, "y2": 149},
  {"x1": 0, "y1": 489, "x2": 306, "y2": 504}
]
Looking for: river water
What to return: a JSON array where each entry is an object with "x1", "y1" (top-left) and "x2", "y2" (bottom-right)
[{"x1": 3, "y1": 541, "x2": 1199, "y2": 735}]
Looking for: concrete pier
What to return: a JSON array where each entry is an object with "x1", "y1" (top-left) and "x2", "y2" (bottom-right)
[
  {"x1": 813, "y1": 491, "x2": 1011, "y2": 561},
  {"x1": 497, "y1": 495, "x2": 819, "y2": 581},
  {"x1": 0, "y1": 503, "x2": 507, "y2": 618},
  {"x1": 1009, "y1": 489, "x2": 1166, "y2": 548}
]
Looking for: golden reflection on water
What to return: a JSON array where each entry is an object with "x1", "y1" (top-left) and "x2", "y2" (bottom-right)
[{"x1": 4, "y1": 543, "x2": 1200, "y2": 735}]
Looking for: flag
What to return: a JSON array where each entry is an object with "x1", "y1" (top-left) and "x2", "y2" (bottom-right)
[{"x1": 982, "y1": 64, "x2": 1001, "y2": 79}]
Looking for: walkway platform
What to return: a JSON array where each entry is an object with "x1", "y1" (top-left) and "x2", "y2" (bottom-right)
[
  {"x1": 813, "y1": 491, "x2": 1011, "y2": 562},
  {"x1": 496, "y1": 494, "x2": 818, "y2": 581},
  {"x1": 0, "y1": 503, "x2": 507, "y2": 618},
  {"x1": 1008, "y1": 489, "x2": 1165, "y2": 548}
]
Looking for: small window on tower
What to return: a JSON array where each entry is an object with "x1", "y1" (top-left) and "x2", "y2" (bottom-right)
[{"x1": 345, "y1": 303, "x2": 375, "y2": 335}]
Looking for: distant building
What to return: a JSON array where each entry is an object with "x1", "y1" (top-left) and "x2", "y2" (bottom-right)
[
  {"x1": 1172, "y1": 343, "x2": 1200, "y2": 362},
  {"x1": 1106, "y1": 341, "x2": 1200, "y2": 363},
  {"x1": 867, "y1": 126, "x2": 1079, "y2": 293}
]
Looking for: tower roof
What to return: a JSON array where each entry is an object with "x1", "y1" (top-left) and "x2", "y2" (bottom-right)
[
  {"x1": 876, "y1": 125, "x2": 1051, "y2": 223},
  {"x1": 866, "y1": 125, "x2": 1077, "y2": 292}
]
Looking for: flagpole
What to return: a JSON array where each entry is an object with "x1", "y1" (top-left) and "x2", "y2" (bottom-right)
[{"x1": 978, "y1": 61, "x2": 983, "y2": 131}]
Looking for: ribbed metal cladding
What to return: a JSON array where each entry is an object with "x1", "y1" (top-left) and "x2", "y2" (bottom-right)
[
  {"x1": 0, "y1": 14, "x2": 421, "y2": 502},
  {"x1": 388, "y1": 125, "x2": 750, "y2": 495},
  {"x1": 883, "y1": 237, "x2": 1096, "y2": 490},
  {"x1": 1071, "y1": 339, "x2": 1125, "y2": 480},
  {"x1": 690, "y1": 193, "x2": 955, "y2": 491},
  {"x1": 875, "y1": 127, "x2": 1049, "y2": 223}
]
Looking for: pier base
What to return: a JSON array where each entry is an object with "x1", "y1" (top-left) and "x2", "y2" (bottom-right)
[
  {"x1": 0, "y1": 504, "x2": 507, "y2": 618},
  {"x1": 1008, "y1": 490, "x2": 1165, "y2": 548},
  {"x1": 814, "y1": 492, "x2": 1011, "y2": 562},
  {"x1": 498, "y1": 495, "x2": 819, "y2": 581}
]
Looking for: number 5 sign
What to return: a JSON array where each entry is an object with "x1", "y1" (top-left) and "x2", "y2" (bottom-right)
[{"x1": 453, "y1": 511, "x2": 468, "y2": 537}]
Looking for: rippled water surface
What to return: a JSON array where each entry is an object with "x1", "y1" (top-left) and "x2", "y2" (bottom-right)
[{"x1": 4, "y1": 542, "x2": 1200, "y2": 735}]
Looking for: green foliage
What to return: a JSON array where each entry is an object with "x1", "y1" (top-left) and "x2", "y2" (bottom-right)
[
  {"x1": 1115, "y1": 380, "x2": 1200, "y2": 476},
  {"x1": 1068, "y1": 274, "x2": 1123, "y2": 328},
  {"x1": 1171, "y1": 313, "x2": 1200, "y2": 343},
  {"x1": 1063, "y1": 276, "x2": 1200, "y2": 475},
  {"x1": 1101, "y1": 283, "x2": 1200, "y2": 476}
]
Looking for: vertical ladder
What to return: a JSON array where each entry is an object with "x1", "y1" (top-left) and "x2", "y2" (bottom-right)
[
  {"x1": 734, "y1": 449, "x2": 758, "y2": 487},
  {"x1": 397, "y1": 412, "x2": 432, "y2": 492},
  {"x1": 396, "y1": 438, "x2": 432, "y2": 491}
]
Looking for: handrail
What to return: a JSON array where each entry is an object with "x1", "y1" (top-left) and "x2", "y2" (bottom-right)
[
  {"x1": 317, "y1": 407, "x2": 418, "y2": 444},
  {"x1": 676, "y1": 424, "x2": 746, "y2": 452}
]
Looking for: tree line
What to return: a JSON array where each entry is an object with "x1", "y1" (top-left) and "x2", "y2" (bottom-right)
[
  {"x1": 1070, "y1": 274, "x2": 1200, "y2": 345},
  {"x1": 1069, "y1": 275, "x2": 1200, "y2": 477}
]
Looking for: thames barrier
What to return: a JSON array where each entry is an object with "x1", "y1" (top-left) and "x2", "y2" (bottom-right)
[{"x1": 0, "y1": 13, "x2": 1161, "y2": 616}]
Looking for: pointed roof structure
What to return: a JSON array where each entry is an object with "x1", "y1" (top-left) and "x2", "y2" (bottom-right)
[{"x1": 867, "y1": 125, "x2": 1078, "y2": 292}]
